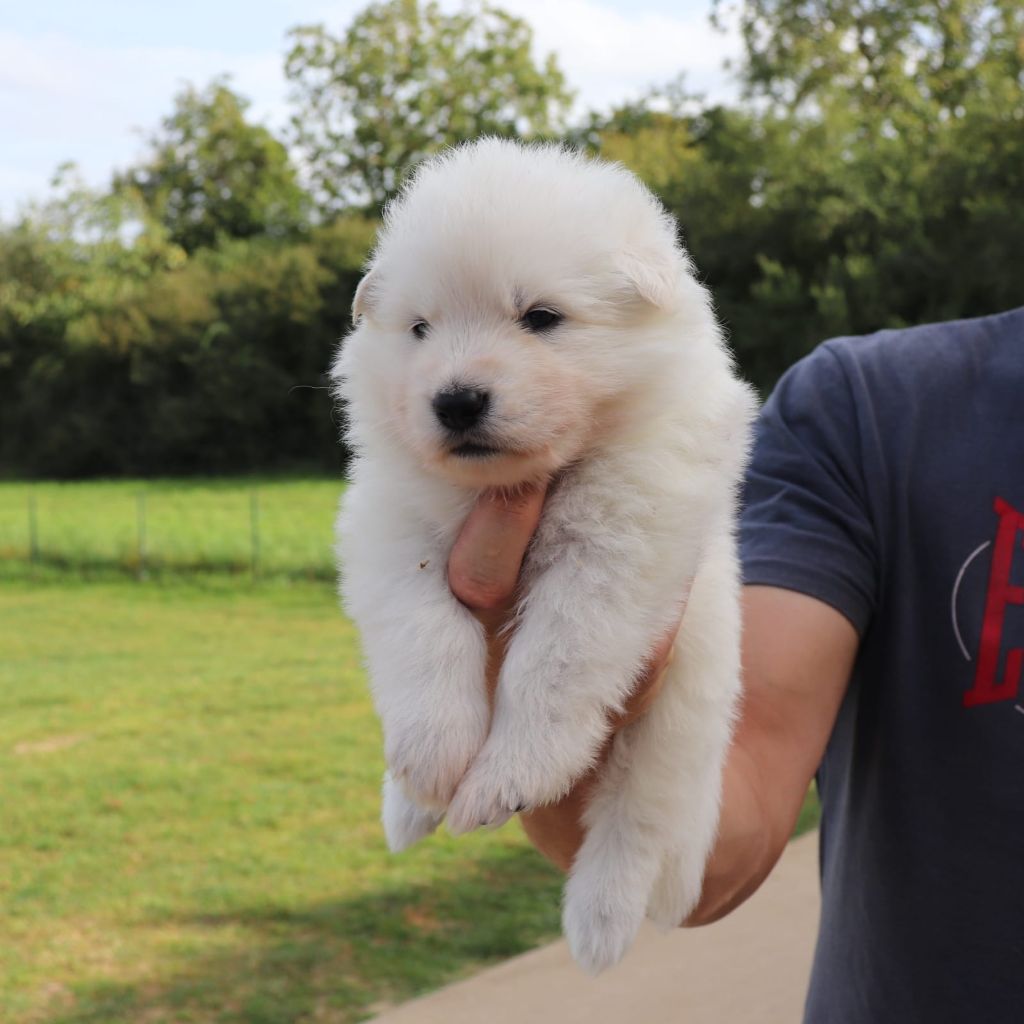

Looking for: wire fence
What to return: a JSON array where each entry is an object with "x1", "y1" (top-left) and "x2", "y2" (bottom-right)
[{"x1": 0, "y1": 480, "x2": 343, "y2": 581}]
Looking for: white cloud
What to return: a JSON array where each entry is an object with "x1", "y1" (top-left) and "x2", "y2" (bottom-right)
[
  {"x1": 480, "y1": 0, "x2": 741, "y2": 110},
  {"x1": 0, "y1": 33, "x2": 285, "y2": 128},
  {"x1": 0, "y1": 2, "x2": 741, "y2": 216},
  {"x1": 0, "y1": 30, "x2": 287, "y2": 217}
]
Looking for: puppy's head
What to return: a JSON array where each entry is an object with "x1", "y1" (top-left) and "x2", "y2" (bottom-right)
[{"x1": 336, "y1": 139, "x2": 712, "y2": 488}]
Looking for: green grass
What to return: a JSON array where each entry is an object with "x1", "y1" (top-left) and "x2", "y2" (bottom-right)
[
  {"x1": 1, "y1": 549, "x2": 821, "y2": 1023},
  {"x1": 0, "y1": 578, "x2": 566, "y2": 1024},
  {"x1": 0, "y1": 479, "x2": 343, "y2": 580}
]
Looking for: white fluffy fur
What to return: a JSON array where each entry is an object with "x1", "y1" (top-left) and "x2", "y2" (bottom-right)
[{"x1": 334, "y1": 139, "x2": 755, "y2": 974}]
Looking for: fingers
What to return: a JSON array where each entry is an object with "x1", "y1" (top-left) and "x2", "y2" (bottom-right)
[
  {"x1": 448, "y1": 482, "x2": 548, "y2": 614},
  {"x1": 519, "y1": 778, "x2": 593, "y2": 871}
]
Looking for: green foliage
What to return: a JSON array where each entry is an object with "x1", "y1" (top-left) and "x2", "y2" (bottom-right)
[
  {"x1": 0, "y1": 210, "x2": 375, "y2": 476},
  {"x1": 285, "y1": 0, "x2": 574, "y2": 212},
  {"x1": 718, "y1": 0, "x2": 1024, "y2": 117},
  {"x1": 116, "y1": 80, "x2": 309, "y2": 253},
  {"x1": 590, "y1": 1, "x2": 1024, "y2": 390},
  {"x1": 2, "y1": 0, "x2": 1022, "y2": 477},
  {"x1": 590, "y1": 88, "x2": 703, "y2": 200}
]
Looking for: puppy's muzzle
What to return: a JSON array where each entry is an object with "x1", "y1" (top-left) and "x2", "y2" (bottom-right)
[{"x1": 432, "y1": 387, "x2": 490, "y2": 434}]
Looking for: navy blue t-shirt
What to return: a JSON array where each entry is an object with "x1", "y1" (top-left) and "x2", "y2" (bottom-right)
[{"x1": 740, "y1": 308, "x2": 1024, "y2": 1023}]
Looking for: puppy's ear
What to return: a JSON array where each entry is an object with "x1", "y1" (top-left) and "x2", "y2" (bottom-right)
[
  {"x1": 352, "y1": 270, "x2": 379, "y2": 323},
  {"x1": 616, "y1": 250, "x2": 682, "y2": 310}
]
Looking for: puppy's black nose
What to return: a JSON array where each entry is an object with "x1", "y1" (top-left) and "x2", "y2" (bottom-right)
[{"x1": 432, "y1": 388, "x2": 490, "y2": 433}]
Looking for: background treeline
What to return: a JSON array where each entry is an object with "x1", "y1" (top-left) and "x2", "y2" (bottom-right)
[{"x1": 2, "y1": 0, "x2": 1022, "y2": 478}]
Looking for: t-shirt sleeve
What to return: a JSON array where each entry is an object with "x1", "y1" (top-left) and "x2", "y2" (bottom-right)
[{"x1": 740, "y1": 342, "x2": 879, "y2": 635}]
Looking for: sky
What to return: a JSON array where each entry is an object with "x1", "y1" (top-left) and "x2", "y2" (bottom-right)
[{"x1": 0, "y1": 0, "x2": 742, "y2": 217}]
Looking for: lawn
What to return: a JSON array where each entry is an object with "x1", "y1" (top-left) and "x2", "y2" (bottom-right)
[
  {"x1": 0, "y1": 479, "x2": 344, "y2": 580},
  {"x1": 2, "y1": 520, "x2": 821, "y2": 1023},
  {"x1": 0, "y1": 578, "x2": 565, "y2": 1024}
]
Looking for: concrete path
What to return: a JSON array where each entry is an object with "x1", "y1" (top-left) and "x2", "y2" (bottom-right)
[{"x1": 370, "y1": 830, "x2": 821, "y2": 1024}]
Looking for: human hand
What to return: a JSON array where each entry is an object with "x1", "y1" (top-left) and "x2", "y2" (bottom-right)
[{"x1": 448, "y1": 482, "x2": 681, "y2": 869}]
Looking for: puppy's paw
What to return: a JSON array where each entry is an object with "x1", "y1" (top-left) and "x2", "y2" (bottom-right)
[
  {"x1": 445, "y1": 726, "x2": 585, "y2": 835},
  {"x1": 444, "y1": 750, "x2": 533, "y2": 836},
  {"x1": 562, "y1": 868, "x2": 646, "y2": 975},
  {"x1": 381, "y1": 772, "x2": 444, "y2": 853},
  {"x1": 385, "y1": 698, "x2": 489, "y2": 809}
]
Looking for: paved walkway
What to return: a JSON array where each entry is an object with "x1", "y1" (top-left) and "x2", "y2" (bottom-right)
[{"x1": 370, "y1": 830, "x2": 821, "y2": 1024}]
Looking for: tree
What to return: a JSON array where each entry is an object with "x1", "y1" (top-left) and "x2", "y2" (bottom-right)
[
  {"x1": 716, "y1": 0, "x2": 1024, "y2": 119},
  {"x1": 666, "y1": 0, "x2": 1024, "y2": 388},
  {"x1": 580, "y1": 2, "x2": 1023, "y2": 396},
  {"x1": 576, "y1": 77, "x2": 706, "y2": 202},
  {"x1": 117, "y1": 80, "x2": 309, "y2": 253},
  {"x1": 284, "y1": 0, "x2": 574, "y2": 213}
]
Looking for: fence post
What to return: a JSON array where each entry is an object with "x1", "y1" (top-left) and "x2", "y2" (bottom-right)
[
  {"x1": 28, "y1": 492, "x2": 39, "y2": 565},
  {"x1": 137, "y1": 492, "x2": 147, "y2": 580},
  {"x1": 250, "y1": 490, "x2": 260, "y2": 579}
]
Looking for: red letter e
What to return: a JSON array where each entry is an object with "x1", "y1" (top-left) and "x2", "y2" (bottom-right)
[{"x1": 963, "y1": 497, "x2": 1024, "y2": 708}]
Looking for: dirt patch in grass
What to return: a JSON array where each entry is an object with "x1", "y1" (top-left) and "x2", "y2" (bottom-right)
[{"x1": 13, "y1": 734, "x2": 88, "y2": 756}]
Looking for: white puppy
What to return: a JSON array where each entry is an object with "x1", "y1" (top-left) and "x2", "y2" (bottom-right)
[{"x1": 334, "y1": 139, "x2": 755, "y2": 973}]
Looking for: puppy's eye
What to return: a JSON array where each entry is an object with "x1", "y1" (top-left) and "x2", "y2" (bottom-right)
[
  {"x1": 410, "y1": 320, "x2": 429, "y2": 340},
  {"x1": 521, "y1": 308, "x2": 562, "y2": 333}
]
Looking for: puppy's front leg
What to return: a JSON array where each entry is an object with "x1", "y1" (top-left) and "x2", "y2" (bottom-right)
[
  {"x1": 565, "y1": 532, "x2": 742, "y2": 970},
  {"x1": 445, "y1": 496, "x2": 690, "y2": 834},
  {"x1": 341, "y1": 487, "x2": 491, "y2": 828},
  {"x1": 355, "y1": 565, "x2": 490, "y2": 814}
]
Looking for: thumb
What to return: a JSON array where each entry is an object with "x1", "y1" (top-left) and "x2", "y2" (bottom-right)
[{"x1": 448, "y1": 482, "x2": 548, "y2": 613}]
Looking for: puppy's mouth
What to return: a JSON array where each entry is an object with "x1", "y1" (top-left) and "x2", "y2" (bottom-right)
[
  {"x1": 433, "y1": 432, "x2": 561, "y2": 486},
  {"x1": 450, "y1": 441, "x2": 502, "y2": 458}
]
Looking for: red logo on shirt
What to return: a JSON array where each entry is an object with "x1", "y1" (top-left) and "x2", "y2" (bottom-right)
[{"x1": 962, "y1": 497, "x2": 1024, "y2": 708}]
